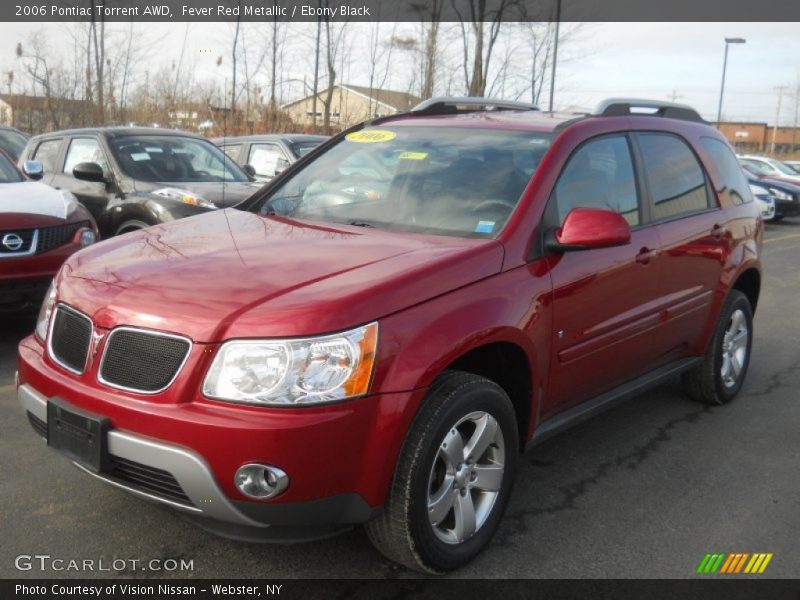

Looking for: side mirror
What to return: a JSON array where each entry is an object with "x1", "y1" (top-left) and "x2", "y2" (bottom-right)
[
  {"x1": 546, "y1": 207, "x2": 631, "y2": 252},
  {"x1": 274, "y1": 157, "x2": 290, "y2": 175},
  {"x1": 22, "y1": 160, "x2": 44, "y2": 180},
  {"x1": 242, "y1": 164, "x2": 256, "y2": 178},
  {"x1": 72, "y1": 162, "x2": 107, "y2": 183}
]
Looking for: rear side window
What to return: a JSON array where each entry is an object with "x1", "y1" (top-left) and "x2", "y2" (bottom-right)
[
  {"x1": 700, "y1": 137, "x2": 752, "y2": 205},
  {"x1": 638, "y1": 134, "x2": 712, "y2": 221},
  {"x1": 554, "y1": 135, "x2": 640, "y2": 226},
  {"x1": 32, "y1": 139, "x2": 62, "y2": 172}
]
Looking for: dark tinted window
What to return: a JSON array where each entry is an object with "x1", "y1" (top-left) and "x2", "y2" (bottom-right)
[
  {"x1": 639, "y1": 134, "x2": 711, "y2": 220},
  {"x1": 0, "y1": 152, "x2": 23, "y2": 182},
  {"x1": 0, "y1": 129, "x2": 28, "y2": 161},
  {"x1": 291, "y1": 141, "x2": 323, "y2": 158},
  {"x1": 32, "y1": 139, "x2": 62, "y2": 172},
  {"x1": 554, "y1": 135, "x2": 639, "y2": 226},
  {"x1": 700, "y1": 137, "x2": 751, "y2": 205}
]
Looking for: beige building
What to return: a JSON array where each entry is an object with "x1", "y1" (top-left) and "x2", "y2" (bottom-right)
[{"x1": 283, "y1": 84, "x2": 421, "y2": 131}]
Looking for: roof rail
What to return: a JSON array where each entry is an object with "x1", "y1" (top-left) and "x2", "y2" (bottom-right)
[
  {"x1": 595, "y1": 98, "x2": 706, "y2": 123},
  {"x1": 411, "y1": 96, "x2": 540, "y2": 115}
]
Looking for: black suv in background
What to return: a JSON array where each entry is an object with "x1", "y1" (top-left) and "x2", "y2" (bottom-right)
[
  {"x1": 214, "y1": 134, "x2": 329, "y2": 183},
  {"x1": 19, "y1": 128, "x2": 259, "y2": 238}
]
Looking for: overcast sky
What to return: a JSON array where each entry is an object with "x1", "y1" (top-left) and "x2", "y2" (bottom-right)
[{"x1": 0, "y1": 21, "x2": 796, "y2": 125}]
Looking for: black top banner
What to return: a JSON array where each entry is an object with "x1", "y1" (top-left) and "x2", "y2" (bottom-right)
[{"x1": 6, "y1": 0, "x2": 800, "y2": 22}]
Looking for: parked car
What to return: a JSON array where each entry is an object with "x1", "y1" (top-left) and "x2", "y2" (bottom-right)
[
  {"x1": 18, "y1": 98, "x2": 762, "y2": 573},
  {"x1": 742, "y1": 168, "x2": 800, "y2": 219},
  {"x1": 748, "y1": 182, "x2": 776, "y2": 221},
  {"x1": 19, "y1": 128, "x2": 260, "y2": 238},
  {"x1": 0, "y1": 153, "x2": 96, "y2": 312},
  {"x1": 0, "y1": 126, "x2": 29, "y2": 161},
  {"x1": 738, "y1": 154, "x2": 800, "y2": 185},
  {"x1": 784, "y1": 160, "x2": 800, "y2": 174},
  {"x1": 214, "y1": 134, "x2": 329, "y2": 183}
]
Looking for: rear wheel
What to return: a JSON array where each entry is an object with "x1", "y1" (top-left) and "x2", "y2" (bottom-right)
[
  {"x1": 366, "y1": 371, "x2": 518, "y2": 573},
  {"x1": 682, "y1": 290, "x2": 753, "y2": 405}
]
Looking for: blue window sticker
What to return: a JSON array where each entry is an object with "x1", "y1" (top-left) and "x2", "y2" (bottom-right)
[{"x1": 475, "y1": 220, "x2": 495, "y2": 233}]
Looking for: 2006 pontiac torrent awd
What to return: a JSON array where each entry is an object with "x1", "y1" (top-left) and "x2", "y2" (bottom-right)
[{"x1": 18, "y1": 97, "x2": 762, "y2": 572}]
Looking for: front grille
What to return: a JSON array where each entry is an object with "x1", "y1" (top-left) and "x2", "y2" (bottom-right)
[
  {"x1": 38, "y1": 221, "x2": 90, "y2": 254},
  {"x1": 108, "y1": 455, "x2": 193, "y2": 505},
  {"x1": 99, "y1": 328, "x2": 190, "y2": 393},
  {"x1": 49, "y1": 305, "x2": 92, "y2": 374},
  {"x1": 0, "y1": 228, "x2": 37, "y2": 256},
  {"x1": 27, "y1": 411, "x2": 47, "y2": 439}
]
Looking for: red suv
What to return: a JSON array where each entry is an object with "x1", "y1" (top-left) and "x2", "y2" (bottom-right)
[{"x1": 17, "y1": 98, "x2": 762, "y2": 572}]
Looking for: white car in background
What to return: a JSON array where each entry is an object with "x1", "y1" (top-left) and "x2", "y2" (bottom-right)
[
  {"x1": 738, "y1": 154, "x2": 800, "y2": 184},
  {"x1": 749, "y1": 182, "x2": 776, "y2": 221}
]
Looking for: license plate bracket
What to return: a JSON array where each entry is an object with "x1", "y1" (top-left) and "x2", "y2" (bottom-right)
[{"x1": 47, "y1": 398, "x2": 110, "y2": 473}]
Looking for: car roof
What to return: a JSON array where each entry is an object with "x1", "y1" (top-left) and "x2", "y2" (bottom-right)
[
  {"x1": 212, "y1": 134, "x2": 330, "y2": 144},
  {"x1": 377, "y1": 110, "x2": 580, "y2": 133},
  {"x1": 29, "y1": 127, "x2": 207, "y2": 141}
]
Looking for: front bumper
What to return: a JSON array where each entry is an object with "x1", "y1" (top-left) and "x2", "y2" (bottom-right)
[{"x1": 18, "y1": 336, "x2": 423, "y2": 536}]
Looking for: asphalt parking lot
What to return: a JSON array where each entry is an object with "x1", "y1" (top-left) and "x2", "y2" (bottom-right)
[{"x1": 1, "y1": 221, "x2": 799, "y2": 580}]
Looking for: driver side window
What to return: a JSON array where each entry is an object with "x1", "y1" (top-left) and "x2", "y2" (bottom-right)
[{"x1": 554, "y1": 135, "x2": 640, "y2": 227}]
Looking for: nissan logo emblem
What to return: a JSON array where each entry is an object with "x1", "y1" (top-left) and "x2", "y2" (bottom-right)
[{"x1": 1, "y1": 233, "x2": 24, "y2": 251}]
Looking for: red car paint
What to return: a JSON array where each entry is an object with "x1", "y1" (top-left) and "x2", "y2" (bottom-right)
[{"x1": 17, "y1": 110, "x2": 762, "y2": 520}]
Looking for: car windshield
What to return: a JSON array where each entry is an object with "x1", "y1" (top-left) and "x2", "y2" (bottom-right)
[
  {"x1": 770, "y1": 160, "x2": 799, "y2": 176},
  {"x1": 740, "y1": 159, "x2": 774, "y2": 176},
  {"x1": 250, "y1": 126, "x2": 553, "y2": 237},
  {"x1": 0, "y1": 152, "x2": 23, "y2": 183},
  {"x1": 109, "y1": 135, "x2": 249, "y2": 183},
  {"x1": 291, "y1": 141, "x2": 324, "y2": 158},
  {"x1": 0, "y1": 129, "x2": 28, "y2": 161}
]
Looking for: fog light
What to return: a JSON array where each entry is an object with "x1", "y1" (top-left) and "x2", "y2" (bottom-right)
[
  {"x1": 79, "y1": 229, "x2": 97, "y2": 248},
  {"x1": 234, "y1": 464, "x2": 289, "y2": 500}
]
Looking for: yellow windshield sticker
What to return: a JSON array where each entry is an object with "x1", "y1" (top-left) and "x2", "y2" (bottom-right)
[
  {"x1": 399, "y1": 151, "x2": 428, "y2": 160},
  {"x1": 346, "y1": 130, "x2": 396, "y2": 143}
]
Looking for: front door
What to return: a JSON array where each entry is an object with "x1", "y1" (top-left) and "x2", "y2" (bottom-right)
[{"x1": 543, "y1": 134, "x2": 666, "y2": 413}]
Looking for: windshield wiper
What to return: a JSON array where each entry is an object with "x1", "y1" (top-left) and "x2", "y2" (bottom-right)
[{"x1": 346, "y1": 220, "x2": 376, "y2": 228}]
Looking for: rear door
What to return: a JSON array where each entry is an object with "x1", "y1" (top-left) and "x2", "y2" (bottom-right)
[
  {"x1": 544, "y1": 134, "x2": 666, "y2": 412},
  {"x1": 634, "y1": 133, "x2": 725, "y2": 358}
]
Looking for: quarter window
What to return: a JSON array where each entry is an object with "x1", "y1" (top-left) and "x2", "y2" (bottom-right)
[
  {"x1": 700, "y1": 137, "x2": 751, "y2": 205},
  {"x1": 32, "y1": 139, "x2": 62, "y2": 172},
  {"x1": 554, "y1": 135, "x2": 640, "y2": 226},
  {"x1": 638, "y1": 134, "x2": 712, "y2": 220},
  {"x1": 220, "y1": 144, "x2": 242, "y2": 160}
]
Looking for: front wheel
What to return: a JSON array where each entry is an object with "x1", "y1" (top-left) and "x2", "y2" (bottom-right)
[
  {"x1": 682, "y1": 290, "x2": 753, "y2": 405},
  {"x1": 366, "y1": 371, "x2": 518, "y2": 573}
]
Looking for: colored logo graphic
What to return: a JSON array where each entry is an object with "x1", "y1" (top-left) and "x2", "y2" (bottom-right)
[{"x1": 697, "y1": 553, "x2": 773, "y2": 575}]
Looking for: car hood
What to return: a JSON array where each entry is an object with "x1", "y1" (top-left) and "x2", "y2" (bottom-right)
[
  {"x1": 133, "y1": 180, "x2": 262, "y2": 208},
  {"x1": 0, "y1": 181, "x2": 88, "y2": 229},
  {"x1": 59, "y1": 210, "x2": 504, "y2": 342}
]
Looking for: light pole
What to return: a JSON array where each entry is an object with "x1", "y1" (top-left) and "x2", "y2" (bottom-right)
[{"x1": 716, "y1": 37, "x2": 746, "y2": 125}]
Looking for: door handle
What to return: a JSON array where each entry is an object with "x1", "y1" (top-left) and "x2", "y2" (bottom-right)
[
  {"x1": 711, "y1": 224, "x2": 728, "y2": 240},
  {"x1": 636, "y1": 247, "x2": 656, "y2": 265}
]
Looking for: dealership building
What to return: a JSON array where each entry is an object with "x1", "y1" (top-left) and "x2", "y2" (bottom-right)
[{"x1": 715, "y1": 121, "x2": 800, "y2": 154}]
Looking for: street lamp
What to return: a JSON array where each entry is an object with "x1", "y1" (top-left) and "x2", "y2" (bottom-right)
[{"x1": 716, "y1": 37, "x2": 746, "y2": 125}]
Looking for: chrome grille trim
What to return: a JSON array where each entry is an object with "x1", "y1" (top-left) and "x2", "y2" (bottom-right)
[{"x1": 97, "y1": 326, "x2": 192, "y2": 395}]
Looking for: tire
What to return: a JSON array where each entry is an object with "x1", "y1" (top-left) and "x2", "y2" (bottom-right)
[
  {"x1": 115, "y1": 220, "x2": 152, "y2": 235},
  {"x1": 681, "y1": 290, "x2": 753, "y2": 405},
  {"x1": 366, "y1": 371, "x2": 518, "y2": 573}
]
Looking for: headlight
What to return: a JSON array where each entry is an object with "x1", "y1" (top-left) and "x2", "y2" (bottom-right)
[
  {"x1": 78, "y1": 228, "x2": 96, "y2": 247},
  {"x1": 203, "y1": 322, "x2": 378, "y2": 406},
  {"x1": 35, "y1": 281, "x2": 57, "y2": 342},
  {"x1": 152, "y1": 187, "x2": 217, "y2": 208},
  {"x1": 768, "y1": 187, "x2": 792, "y2": 201}
]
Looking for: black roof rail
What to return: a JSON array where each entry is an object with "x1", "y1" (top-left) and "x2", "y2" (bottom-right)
[
  {"x1": 410, "y1": 96, "x2": 540, "y2": 116},
  {"x1": 596, "y1": 98, "x2": 706, "y2": 124}
]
